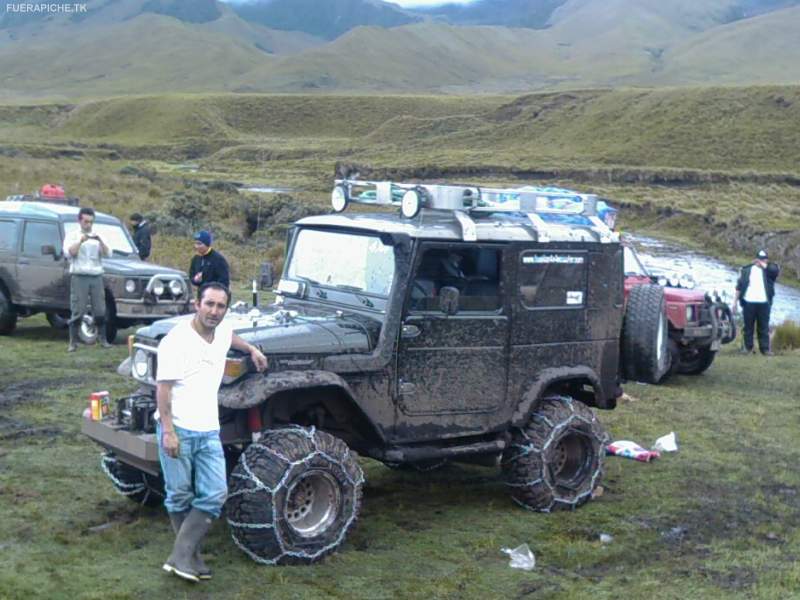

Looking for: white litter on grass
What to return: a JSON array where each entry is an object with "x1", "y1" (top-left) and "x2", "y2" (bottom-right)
[
  {"x1": 653, "y1": 432, "x2": 679, "y2": 452},
  {"x1": 599, "y1": 533, "x2": 614, "y2": 544},
  {"x1": 501, "y1": 544, "x2": 536, "y2": 571}
]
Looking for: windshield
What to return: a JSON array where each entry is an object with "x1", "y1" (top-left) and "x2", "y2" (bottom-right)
[
  {"x1": 287, "y1": 229, "x2": 395, "y2": 296},
  {"x1": 623, "y1": 246, "x2": 649, "y2": 277},
  {"x1": 64, "y1": 222, "x2": 137, "y2": 256}
]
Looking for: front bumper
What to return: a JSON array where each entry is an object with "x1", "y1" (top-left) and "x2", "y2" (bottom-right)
[
  {"x1": 81, "y1": 417, "x2": 160, "y2": 475},
  {"x1": 679, "y1": 301, "x2": 735, "y2": 350},
  {"x1": 114, "y1": 299, "x2": 192, "y2": 320}
]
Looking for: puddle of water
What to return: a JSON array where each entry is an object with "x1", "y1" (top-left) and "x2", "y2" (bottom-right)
[{"x1": 629, "y1": 235, "x2": 800, "y2": 324}]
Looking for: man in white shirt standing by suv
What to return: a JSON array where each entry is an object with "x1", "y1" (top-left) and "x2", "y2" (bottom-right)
[
  {"x1": 62, "y1": 207, "x2": 111, "y2": 352},
  {"x1": 734, "y1": 249, "x2": 781, "y2": 356},
  {"x1": 156, "y1": 282, "x2": 267, "y2": 582}
]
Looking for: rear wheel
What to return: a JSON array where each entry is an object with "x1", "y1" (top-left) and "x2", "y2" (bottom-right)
[
  {"x1": 677, "y1": 347, "x2": 716, "y2": 375},
  {"x1": 225, "y1": 426, "x2": 364, "y2": 565},
  {"x1": 502, "y1": 396, "x2": 607, "y2": 512},
  {"x1": 46, "y1": 311, "x2": 70, "y2": 330},
  {"x1": 100, "y1": 453, "x2": 164, "y2": 508},
  {"x1": 622, "y1": 285, "x2": 670, "y2": 383},
  {"x1": 0, "y1": 287, "x2": 17, "y2": 335}
]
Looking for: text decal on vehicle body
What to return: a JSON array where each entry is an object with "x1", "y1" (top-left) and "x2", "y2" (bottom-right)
[{"x1": 522, "y1": 255, "x2": 585, "y2": 265}]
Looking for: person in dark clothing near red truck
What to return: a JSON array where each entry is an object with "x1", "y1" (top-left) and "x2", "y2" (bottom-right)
[
  {"x1": 734, "y1": 249, "x2": 780, "y2": 355},
  {"x1": 189, "y1": 230, "x2": 230, "y2": 289}
]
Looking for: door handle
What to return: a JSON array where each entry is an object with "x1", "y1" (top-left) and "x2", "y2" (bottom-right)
[{"x1": 401, "y1": 324, "x2": 421, "y2": 339}]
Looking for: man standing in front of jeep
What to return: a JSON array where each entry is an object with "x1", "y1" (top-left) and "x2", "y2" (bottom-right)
[
  {"x1": 734, "y1": 249, "x2": 780, "y2": 355},
  {"x1": 62, "y1": 207, "x2": 111, "y2": 352},
  {"x1": 156, "y1": 282, "x2": 267, "y2": 583}
]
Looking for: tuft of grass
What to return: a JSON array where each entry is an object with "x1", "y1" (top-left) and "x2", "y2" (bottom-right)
[{"x1": 772, "y1": 320, "x2": 800, "y2": 352}]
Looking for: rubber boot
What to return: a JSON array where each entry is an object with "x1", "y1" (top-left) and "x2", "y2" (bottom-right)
[
  {"x1": 96, "y1": 317, "x2": 113, "y2": 348},
  {"x1": 168, "y1": 510, "x2": 211, "y2": 580},
  {"x1": 163, "y1": 508, "x2": 213, "y2": 583},
  {"x1": 67, "y1": 321, "x2": 79, "y2": 352}
]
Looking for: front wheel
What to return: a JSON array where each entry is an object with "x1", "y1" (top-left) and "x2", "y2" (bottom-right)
[
  {"x1": 225, "y1": 427, "x2": 364, "y2": 565},
  {"x1": 502, "y1": 396, "x2": 608, "y2": 512},
  {"x1": 0, "y1": 287, "x2": 17, "y2": 335},
  {"x1": 677, "y1": 347, "x2": 716, "y2": 375},
  {"x1": 100, "y1": 453, "x2": 164, "y2": 508}
]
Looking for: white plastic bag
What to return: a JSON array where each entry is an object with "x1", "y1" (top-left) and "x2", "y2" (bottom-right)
[
  {"x1": 653, "y1": 432, "x2": 678, "y2": 453},
  {"x1": 501, "y1": 544, "x2": 536, "y2": 571}
]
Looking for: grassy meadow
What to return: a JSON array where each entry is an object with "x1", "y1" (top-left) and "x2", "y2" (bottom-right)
[
  {"x1": 1, "y1": 316, "x2": 800, "y2": 599},
  {"x1": 1, "y1": 87, "x2": 800, "y2": 598}
]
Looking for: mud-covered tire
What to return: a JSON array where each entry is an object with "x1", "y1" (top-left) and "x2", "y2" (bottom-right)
[
  {"x1": 502, "y1": 396, "x2": 608, "y2": 512},
  {"x1": 100, "y1": 453, "x2": 164, "y2": 508},
  {"x1": 718, "y1": 304, "x2": 737, "y2": 345},
  {"x1": 46, "y1": 312, "x2": 70, "y2": 330},
  {"x1": 677, "y1": 347, "x2": 716, "y2": 375},
  {"x1": 226, "y1": 427, "x2": 364, "y2": 565},
  {"x1": 0, "y1": 286, "x2": 17, "y2": 335},
  {"x1": 622, "y1": 285, "x2": 670, "y2": 383}
]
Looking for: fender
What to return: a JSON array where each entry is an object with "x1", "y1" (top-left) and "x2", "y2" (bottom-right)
[
  {"x1": 218, "y1": 369, "x2": 358, "y2": 411},
  {"x1": 512, "y1": 366, "x2": 609, "y2": 426}
]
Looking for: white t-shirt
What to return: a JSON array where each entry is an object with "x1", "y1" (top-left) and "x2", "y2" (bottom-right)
[
  {"x1": 62, "y1": 228, "x2": 110, "y2": 275},
  {"x1": 156, "y1": 317, "x2": 234, "y2": 432},
  {"x1": 744, "y1": 265, "x2": 768, "y2": 303}
]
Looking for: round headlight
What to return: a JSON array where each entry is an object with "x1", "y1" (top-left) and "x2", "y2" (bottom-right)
[
  {"x1": 668, "y1": 275, "x2": 680, "y2": 287},
  {"x1": 331, "y1": 186, "x2": 347, "y2": 212},
  {"x1": 132, "y1": 349, "x2": 149, "y2": 378},
  {"x1": 152, "y1": 280, "x2": 165, "y2": 296},
  {"x1": 125, "y1": 279, "x2": 136, "y2": 294},
  {"x1": 401, "y1": 190, "x2": 421, "y2": 218},
  {"x1": 657, "y1": 276, "x2": 668, "y2": 287},
  {"x1": 169, "y1": 279, "x2": 183, "y2": 296},
  {"x1": 679, "y1": 274, "x2": 696, "y2": 289}
]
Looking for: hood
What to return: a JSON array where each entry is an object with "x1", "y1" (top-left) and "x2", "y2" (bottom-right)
[
  {"x1": 661, "y1": 287, "x2": 706, "y2": 303},
  {"x1": 103, "y1": 256, "x2": 187, "y2": 278},
  {"x1": 134, "y1": 303, "x2": 379, "y2": 356}
]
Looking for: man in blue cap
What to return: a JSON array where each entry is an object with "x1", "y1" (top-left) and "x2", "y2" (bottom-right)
[
  {"x1": 734, "y1": 249, "x2": 780, "y2": 355},
  {"x1": 189, "y1": 230, "x2": 230, "y2": 289}
]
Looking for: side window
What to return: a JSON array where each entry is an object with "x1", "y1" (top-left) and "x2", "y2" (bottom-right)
[
  {"x1": 22, "y1": 221, "x2": 60, "y2": 258},
  {"x1": 0, "y1": 220, "x2": 18, "y2": 252},
  {"x1": 518, "y1": 250, "x2": 587, "y2": 309},
  {"x1": 410, "y1": 246, "x2": 502, "y2": 312}
]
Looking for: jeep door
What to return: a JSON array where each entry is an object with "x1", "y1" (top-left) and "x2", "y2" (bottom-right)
[
  {"x1": 0, "y1": 217, "x2": 20, "y2": 300},
  {"x1": 394, "y1": 242, "x2": 509, "y2": 441},
  {"x1": 16, "y1": 219, "x2": 69, "y2": 308}
]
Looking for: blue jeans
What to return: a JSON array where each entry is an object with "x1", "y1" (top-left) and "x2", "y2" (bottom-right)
[{"x1": 157, "y1": 423, "x2": 228, "y2": 518}]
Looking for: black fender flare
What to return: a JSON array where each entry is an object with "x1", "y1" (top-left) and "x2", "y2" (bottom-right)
[{"x1": 512, "y1": 366, "x2": 608, "y2": 426}]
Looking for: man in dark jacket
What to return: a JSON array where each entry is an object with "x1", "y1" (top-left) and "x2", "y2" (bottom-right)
[
  {"x1": 734, "y1": 249, "x2": 780, "y2": 355},
  {"x1": 189, "y1": 230, "x2": 230, "y2": 289},
  {"x1": 130, "y1": 213, "x2": 152, "y2": 261}
]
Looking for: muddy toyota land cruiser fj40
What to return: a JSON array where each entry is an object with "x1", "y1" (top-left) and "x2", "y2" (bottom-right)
[
  {"x1": 82, "y1": 180, "x2": 624, "y2": 565},
  {"x1": 0, "y1": 202, "x2": 192, "y2": 342}
]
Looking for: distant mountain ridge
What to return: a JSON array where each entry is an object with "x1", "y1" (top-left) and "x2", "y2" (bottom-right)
[{"x1": 1, "y1": 0, "x2": 800, "y2": 98}]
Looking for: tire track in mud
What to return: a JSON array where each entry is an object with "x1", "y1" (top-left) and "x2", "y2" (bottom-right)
[{"x1": 0, "y1": 377, "x2": 83, "y2": 440}]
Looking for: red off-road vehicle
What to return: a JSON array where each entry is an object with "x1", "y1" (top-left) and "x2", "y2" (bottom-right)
[{"x1": 621, "y1": 245, "x2": 736, "y2": 383}]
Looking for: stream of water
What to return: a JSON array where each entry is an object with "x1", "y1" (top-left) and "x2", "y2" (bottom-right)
[{"x1": 629, "y1": 235, "x2": 800, "y2": 324}]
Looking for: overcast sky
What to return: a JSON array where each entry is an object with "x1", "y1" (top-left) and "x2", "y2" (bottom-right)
[{"x1": 220, "y1": 0, "x2": 477, "y2": 6}]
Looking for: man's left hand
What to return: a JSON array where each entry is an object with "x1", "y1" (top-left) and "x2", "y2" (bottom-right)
[{"x1": 250, "y1": 346, "x2": 268, "y2": 372}]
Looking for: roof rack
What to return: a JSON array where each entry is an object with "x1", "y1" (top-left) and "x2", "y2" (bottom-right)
[{"x1": 331, "y1": 179, "x2": 618, "y2": 244}]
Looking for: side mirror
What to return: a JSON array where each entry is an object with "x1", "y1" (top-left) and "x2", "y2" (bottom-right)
[
  {"x1": 259, "y1": 261, "x2": 274, "y2": 290},
  {"x1": 41, "y1": 244, "x2": 60, "y2": 259},
  {"x1": 439, "y1": 286, "x2": 460, "y2": 316}
]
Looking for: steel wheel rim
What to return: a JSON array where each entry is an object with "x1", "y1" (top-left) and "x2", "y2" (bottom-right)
[
  {"x1": 81, "y1": 315, "x2": 97, "y2": 341},
  {"x1": 285, "y1": 470, "x2": 341, "y2": 538},
  {"x1": 552, "y1": 432, "x2": 592, "y2": 487}
]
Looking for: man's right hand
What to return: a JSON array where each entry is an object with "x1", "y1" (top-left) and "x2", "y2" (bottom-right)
[{"x1": 161, "y1": 429, "x2": 179, "y2": 458}]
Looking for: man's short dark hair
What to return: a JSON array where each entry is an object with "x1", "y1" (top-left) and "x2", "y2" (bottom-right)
[
  {"x1": 198, "y1": 282, "x2": 231, "y2": 307},
  {"x1": 78, "y1": 207, "x2": 95, "y2": 220},
  {"x1": 130, "y1": 212, "x2": 143, "y2": 222}
]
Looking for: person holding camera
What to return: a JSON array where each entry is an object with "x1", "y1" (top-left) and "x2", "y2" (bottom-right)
[
  {"x1": 734, "y1": 249, "x2": 780, "y2": 356},
  {"x1": 62, "y1": 207, "x2": 112, "y2": 352}
]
